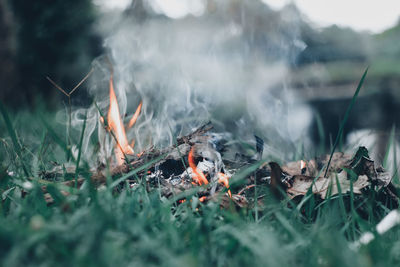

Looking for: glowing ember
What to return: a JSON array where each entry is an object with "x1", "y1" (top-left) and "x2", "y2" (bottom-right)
[
  {"x1": 107, "y1": 75, "x2": 141, "y2": 165},
  {"x1": 218, "y1": 172, "x2": 232, "y2": 198},
  {"x1": 188, "y1": 147, "x2": 209, "y2": 185},
  {"x1": 199, "y1": 196, "x2": 207, "y2": 202}
]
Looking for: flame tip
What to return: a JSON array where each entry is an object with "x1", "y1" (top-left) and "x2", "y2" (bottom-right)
[{"x1": 107, "y1": 75, "x2": 141, "y2": 165}]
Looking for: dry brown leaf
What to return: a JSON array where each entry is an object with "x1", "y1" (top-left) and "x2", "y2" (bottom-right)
[{"x1": 286, "y1": 171, "x2": 369, "y2": 199}]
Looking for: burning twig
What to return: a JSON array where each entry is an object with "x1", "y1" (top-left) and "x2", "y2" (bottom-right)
[
  {"x1": 237, "y1": 184, "x2": 256, "y2": 196},
  {"x1": 188, "y1": 146, "x2": 209, "y2": 185},
  {"x1": 217, "y1": 172, "x2": 232, "y2": 197}
]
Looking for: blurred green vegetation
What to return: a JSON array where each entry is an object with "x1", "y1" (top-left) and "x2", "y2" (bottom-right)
[
  {"x1": 297, "y1": 25, "x2": 370, "y2": 65},
  {"x1": 294, "y1": 20, "x2": 400, "y2": 86},
  {"x1": 1, "y1": 0, "x2": 101, "y2": 108}
]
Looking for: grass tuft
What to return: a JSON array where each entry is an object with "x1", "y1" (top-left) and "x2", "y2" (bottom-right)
[
  {"x1": 2, "y1": 67, "x2": 400, "y2": 266},
  {"x1": 0, "y1": 102, "x2": 30, "y2": 176}
]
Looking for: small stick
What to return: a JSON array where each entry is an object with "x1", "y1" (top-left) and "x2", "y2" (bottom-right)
[
  {"x1": 237, "y1": 184, "x2": 256, "y2": 195},
  {"x1": 47, "y1": 69, "x2": 94, "y2": 162}
]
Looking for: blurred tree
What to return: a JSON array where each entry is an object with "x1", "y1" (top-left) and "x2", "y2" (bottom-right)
[
  {"x1": 124, "y1": 0, "x2": 151, "y2": 21},
  {"x1": 374, "y1": 20, "x2": 400, "y2": 59},
  {"x1": 0, "y1": 0, "x2": 17, "y2": 105},
  {"x1": 7, "y1": 0, "x2": 102, "y2": 108},
  {"x1": 296, "y1": 25, "x2": 370, "y2": 65}
]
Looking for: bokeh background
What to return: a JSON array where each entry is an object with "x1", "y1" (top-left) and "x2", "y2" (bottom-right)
[{"x1": 1, "y1": 0, "x2": 400, "y2": 162}]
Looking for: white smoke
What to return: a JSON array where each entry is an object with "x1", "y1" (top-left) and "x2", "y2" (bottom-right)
[{"x1": 73, "y1": 0, "x2": 312, "y2": 164}]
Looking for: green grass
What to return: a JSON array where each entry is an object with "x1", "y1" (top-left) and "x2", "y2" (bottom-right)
[
  {"x1": 0, "y1": 100, "x2": 400, "y2": 266},
  {"x1": 324, "y1": 67, "x2": 368, "y2": 177}
]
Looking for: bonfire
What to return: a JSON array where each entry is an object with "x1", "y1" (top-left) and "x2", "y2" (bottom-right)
[{"x1": 39, "y1": 70, "x2": 398, "y2": 215}]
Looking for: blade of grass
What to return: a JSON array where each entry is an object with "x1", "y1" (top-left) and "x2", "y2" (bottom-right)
[
  {"x1": 296, "y1": 164, "x2": 326, "y2": 210},
  {"x1": 75, "y1": 111, "x2": 87, "y2": 188},
  {"x1": 383, "y1": 125, "x2": 396, "y2": 169},
  {"x1": 335, "y1": 173, "x2": 347, "y2": 224},
  {"x1": 344, "y1": 167, "x2": 360, "y2": 240},
  {"x1": 349, "y1": 173, "x2": 357, "y2": 240},
  {"x1": 40, "y1": 115, "x2": 75, "y2": 162},
  {"x1": 314, "y1": 111, "x2": 325, "y2": 154},
  {"x1": 0, "y1": 102, "x2": 30, "y2": 176},
  {"x1": 324, "y1": 67, "x2": 369, "y2": 177},
  {"x1": 333, "y1": 173, "x2": 353, "y2": 238},
  {"x1": 37, "y1": 130, "x2": 48, "y2": 168},
  {"x1": 254, "y1": 169, "x2": 258, "y2": 223},
  {"x1": 338, "y1": 119, "x2": 344, "y2": 152},
  {"x1": 393, "y1": 137, "x2": 398, "y2": 184}
]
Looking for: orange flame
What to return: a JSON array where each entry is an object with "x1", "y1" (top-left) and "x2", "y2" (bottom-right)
[
  {"x1": 188, "y1": 147, "x2": 209, "y2": 185},
  {"x1": 188, "y1": 147, "x2": 231, "y2": 197},
  {"x1": 218, "y1": 172, "x2": 232, "y2": 198},
  {"x1": 107, "y1": 75, "x2": 138, "y2": 165},
  {"x1": 300, "y1": 160, "x2": 306, "y2": 170},
  {"x1": 128, "y1": 101, "x2": 142, "y2": 129}
]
